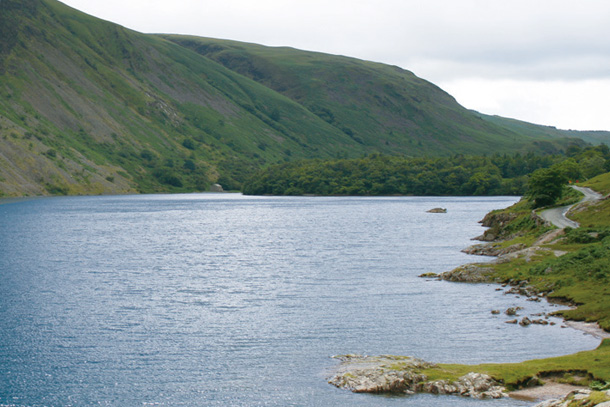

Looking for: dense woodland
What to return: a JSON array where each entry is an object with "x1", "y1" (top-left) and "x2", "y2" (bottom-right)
[{"x1": 242, "y1": 145, "x2": 610, "y2": 197}]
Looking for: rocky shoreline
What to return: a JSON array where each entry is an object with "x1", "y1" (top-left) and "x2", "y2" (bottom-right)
[
  {"x1": 531, "y1": 389, "x2": 610, "y2": 407},
  {"x1": 329, "y1": 206, "x2": 610, "y2": 404},
  {"x1": 328, "y1": 355, "x2": 507, "y2": 399}
]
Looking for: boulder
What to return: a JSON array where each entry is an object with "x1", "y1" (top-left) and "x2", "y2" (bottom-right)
[
  {"x1": 209, "y1": 183, "x2": 224, "y2": 192},
  {"x1": 427, "y1": 208, "x2": 447, "y2": 213},
  {"x1": 439, "y1": 264, "x2": 495, "y2": 283},
  {"x1": 328, "y1": 355, "x2": 507, "y2": 399},
  {"x1": 463, "y1": 243, "x2": 527, "y2": 257}
]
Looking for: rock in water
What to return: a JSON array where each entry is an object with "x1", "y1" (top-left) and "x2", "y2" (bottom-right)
[
  {"x1": 427, "y1": 208, "x2": 447, "y2": 213},
  {"x1": 210, "y1": 183, "x2": 224, "y2": 192}
]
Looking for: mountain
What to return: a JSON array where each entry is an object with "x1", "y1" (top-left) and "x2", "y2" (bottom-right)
[
  {"x1": 0, "y1": 0, "x2": 607, "y2": 197},
  {"x1": 0, "y1": 0, "x2": 362, "y2": 196},
  {"x1": 163, "y1": 36, "x2": 609, "y2": 152}
]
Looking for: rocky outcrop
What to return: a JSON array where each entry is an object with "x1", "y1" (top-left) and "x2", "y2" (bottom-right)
[
  {"x1": 533, "y1": 389, "x2": 610, "y2": 407},
  {"x1": 438, "y1": 264, "x2": 496, "y2": 283},
  {"x1": 474, "y1": 211, "x2": 519, "y2": 241},
  {"x1": 462, "y1": 242, "x2": 526, "y2": 257},
  {"x1": 418, "y1": 372, "x2": 507, "y2": 399},
  {"x1": 328, "y1": 355, "x2": 432, "y2": 394},
  {"x1": 328, "y1": 355, "x2": 507, "y2": 399},
  {"x1": 427, "y1": 208, "x2": 447, "y2": 213}
]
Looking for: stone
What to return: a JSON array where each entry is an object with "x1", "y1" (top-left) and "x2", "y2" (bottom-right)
[
  {"x1": 209, "y1": 183, "x2": 224, "y2": 192},
  {"x1": 505, "y1": 307, "x2": 522, "y2": 316},
  {"x1": 531, "y1": 389, "x2": 602, "y2": 407},
  {"x1": 533, "y1": 400, "x2": 565, "y2": 407},
  {"x1": 427, "y1": 208, "x2": 447, "y2": 213},
  {"x1": 439, "y1": 264, "x2": 495, "y2": 283},
  {"x1": 505, "y1": 319, "x2": 518, "y2": 324},
  {"x1": 328, "y1": 355, "x2": 507, "y2": 398},
  {"x1": 520, "y1": 317, "x2": 532, "y2": 326}
]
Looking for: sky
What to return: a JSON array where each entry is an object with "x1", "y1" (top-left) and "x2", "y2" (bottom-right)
[{"x1": 60, "y1": 0, "x2": 610, "y2": 131}]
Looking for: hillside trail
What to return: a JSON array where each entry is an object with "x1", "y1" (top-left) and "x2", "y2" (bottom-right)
[{"x1": 539, "y1": 185, "x2": 603, "y2": 229}]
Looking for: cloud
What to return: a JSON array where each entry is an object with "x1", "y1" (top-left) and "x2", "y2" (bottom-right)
[
  {"x1": 441, "y1": 78, "x2": 610, "y2": 131},
  {"x1": 63, "y1": 0, "x2": 610, "y2": 82}
]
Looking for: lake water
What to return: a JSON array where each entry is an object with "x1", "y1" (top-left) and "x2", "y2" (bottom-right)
[{"x1": 0, "y1": 194, "x2": 601, "y2": 407}]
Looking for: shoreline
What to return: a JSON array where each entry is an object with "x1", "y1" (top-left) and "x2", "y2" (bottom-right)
[
  {"x1": 509, "y1": 382, "x2": 588, "y2": 402},
  {"x1": 330, "y1": 197, "x2": 610, "y2": 404},
  {"x1": 0, "y1": 196, "x2": 45, "y2": 206},
  {"x1": 457, "y1": 204, "x2": 610, "y2": 403},
  {"x1": 565, "y1": 320, "x2": 610, "y2": 340}
]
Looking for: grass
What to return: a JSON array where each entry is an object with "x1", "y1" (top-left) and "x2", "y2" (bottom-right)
[
  {"x1": 165, "y1": 35, "x2": 594, "y2": 157},
  {"x1": 583, "y1": 173, "x2": 610, "y2": 195},
  {"x1": 572, "y1": 199, "x2": 610, "y2": 228},
  {"x1": 419, "y1": 339, "x2": 610, "y2": 389}
]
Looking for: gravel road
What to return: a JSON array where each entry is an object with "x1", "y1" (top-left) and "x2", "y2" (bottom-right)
[{"x1": 539, "y1": 186, "x2": 603, "y2": 229}]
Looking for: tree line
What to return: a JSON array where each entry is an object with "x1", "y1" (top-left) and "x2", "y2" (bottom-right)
[{"x1": 242, "y1": 145, "x2": 610, "y2": 199}]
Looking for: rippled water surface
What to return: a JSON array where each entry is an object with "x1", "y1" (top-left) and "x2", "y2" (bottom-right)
[{"x1": 0, "y1": 194, "x2": 600, "y2": 406}]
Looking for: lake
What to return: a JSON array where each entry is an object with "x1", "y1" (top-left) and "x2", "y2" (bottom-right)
[{"x1": 0, "y1": 194, "x2": 600, "y2": 406}]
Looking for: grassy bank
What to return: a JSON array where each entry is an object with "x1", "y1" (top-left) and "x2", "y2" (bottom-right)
[
  {"x1": 427, "y1": 172, "x2": 610, "y2": 391},
  {"x1": 421, "y1": 339, "x2": 610, "y2": 390}
]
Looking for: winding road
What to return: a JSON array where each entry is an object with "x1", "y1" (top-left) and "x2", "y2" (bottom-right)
[{"x1": 539, "y1": 185, "x2": 603, "y2": 229}]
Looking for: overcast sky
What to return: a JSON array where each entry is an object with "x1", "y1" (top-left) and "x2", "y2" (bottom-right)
[{"x1": 61, "y1": 0, "x2": 610, "y2": 131}]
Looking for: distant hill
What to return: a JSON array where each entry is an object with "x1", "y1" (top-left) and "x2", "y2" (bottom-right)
[
  {"x1": 0, "y1": 0, "x2": 607, "y2": 197},
  {"x1": 480, "y1": 114, "x2": 610, "y2": 146},
  {"x1": 164, "y1": 36, "x2": 609, "y2": 152}
]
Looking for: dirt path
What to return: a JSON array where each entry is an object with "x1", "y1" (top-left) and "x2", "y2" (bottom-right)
[{"x1": 539, "y1": 186, "x2": 602, "y2": 229}]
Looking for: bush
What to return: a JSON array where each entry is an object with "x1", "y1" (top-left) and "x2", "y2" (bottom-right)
[{"x1": 527, "y1": 167, "x2": 567, "y2": 208}]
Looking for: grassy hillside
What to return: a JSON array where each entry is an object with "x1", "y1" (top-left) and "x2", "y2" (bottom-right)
[
  {"x1": 166, "y1": 36, "x2": 603, "y2": 155},
  {"x1": 482, "y1": 114, "x2": 610, "y2": 146},
  {"x1": 0, "y1": 0, "x2": 361, "y2": 196},
  {"x1": 0, "y1": 0, "x2": 606, "y2": 197}
]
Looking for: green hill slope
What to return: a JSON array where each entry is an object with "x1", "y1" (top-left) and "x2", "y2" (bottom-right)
[
  {"x1": 0, "y1": 0, "x2": 361, "y2": 196},
  {"x1": 165, "y1": 36, "x2": 606, "y2": 155},
  {"x1": 481, "y1": 114, "x2": 610, "y2": 146},
  {"x1": 0, "y1": 0, "x2": 606, "y2": 197}
]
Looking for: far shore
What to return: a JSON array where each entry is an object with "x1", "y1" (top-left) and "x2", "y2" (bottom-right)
[{"x1": 0, "y1": 196, "x2": 44, "y2": 205}]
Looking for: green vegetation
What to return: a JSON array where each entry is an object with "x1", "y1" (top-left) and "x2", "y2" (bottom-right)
[
  {"x1": 583, "y1": 172, "x2": 610, "y2": 195},
  {"x1": 420, "y1": 339, "x2": 610, "y2": 390},
  {"x1": 243, "y1": 153, "x2": 548, "y2": 196},
  {"x1": 168, "y1": 35, "x2": 603, "y2": 156},
  {"x1": 242, "y1": 145, "x2": 610, "y2": 196},
  {"x1": 405, "y1": 172, "x2": 610, "y2": 392},
  {"x1": 478, "y1": 172, "x2": 610, "y2": 330},
  {"x1": 0, "y1": 0, "x2": 608, "y2": 197},
  {"x1": 527, "y1": 167, "x2": 568, "y2": 207}
]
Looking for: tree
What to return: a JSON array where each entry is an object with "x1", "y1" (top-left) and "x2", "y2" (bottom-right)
[{"x1": 527, "y1": 167, "x2": 567, "y2": 208}]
